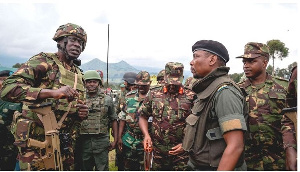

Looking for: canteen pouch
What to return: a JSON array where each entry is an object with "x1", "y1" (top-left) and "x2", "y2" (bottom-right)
[
  {"x1": 182, "y1": 114, "x2": 200, "y2": 152},
  {"x1": 14, "y1": 118, "x2": 34, "y2": 147}
]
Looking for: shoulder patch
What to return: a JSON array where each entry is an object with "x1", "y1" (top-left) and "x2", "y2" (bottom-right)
[{"x1": 217, "y1": 85, "x2": 228, "y2": 92}]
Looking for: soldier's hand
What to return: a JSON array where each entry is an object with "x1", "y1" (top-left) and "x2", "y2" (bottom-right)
[
  {"x1": 109, "y1": 141, "x2": 117, "y2": 151},
  {"x1": 117, "y1": 138, "x2": 123, "y2": 152},
  {"x1": 76, "y1": 101, "x2": 88, "y2": 120},
  {"x1": 168, "y1": 143, "x2": 184, "y2": 155},
  {"x1": 143, "y1": 135, "x2": 152, "y2": 151},
  {"x1": 52, "y1": 86, "x2": 79, "y2": 101}
]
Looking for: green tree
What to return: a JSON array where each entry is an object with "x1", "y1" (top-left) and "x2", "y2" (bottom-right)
[
  {"x1": 287, "y1": 61, "x2": 297, "y2": 73},
  {"x1": 229, "y1": 73, "x2": 243, "y2": 83},
  {"x1": 266, "y1": 65, "x2": 274, "y2": 75},
  {"x1": 12, "y1": 63, "x2": 23, "y2": 68},
  {"x1": 275, "y1": 67, "x2": 289, "y2": 79},
  {"x1": 266, "y1": 40, "x2": 289, "y2": 75}
]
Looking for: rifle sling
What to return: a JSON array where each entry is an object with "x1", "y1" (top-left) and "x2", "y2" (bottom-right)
[{"x1": 57, "y1": 73, "x2": 78, "y2": 129}]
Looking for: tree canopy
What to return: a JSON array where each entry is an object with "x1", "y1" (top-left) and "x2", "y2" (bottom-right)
[{"x1": 266, "y1": 40, "x2": 289, "y2": 75}]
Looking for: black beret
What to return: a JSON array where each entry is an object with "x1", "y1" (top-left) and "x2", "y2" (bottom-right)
[{"x1": 192, "y1": 40, "x2": 229, "y2": 63}]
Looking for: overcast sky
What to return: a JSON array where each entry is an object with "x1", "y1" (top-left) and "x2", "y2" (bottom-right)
[{"x1": 0, "y1": 0, "x2": 298, "y2": 74}]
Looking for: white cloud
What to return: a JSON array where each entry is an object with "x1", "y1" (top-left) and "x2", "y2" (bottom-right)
[{"x1": 0, "y1": 0, "x2": 298, "y2": 75}]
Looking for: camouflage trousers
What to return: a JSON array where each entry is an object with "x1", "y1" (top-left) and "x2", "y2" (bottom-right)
[
  {"x1": 123, "y1": 143, "x2": 144, "y2": 171},
  {"x1": 152, "y1": 146, "x2": 189, "y2": 171},
  {"x1": 245, "y1": 144, "x2": 285, "y2": 170},
  {"x1": 0, "y1": 125, "x2": 18, "y2": 171}
]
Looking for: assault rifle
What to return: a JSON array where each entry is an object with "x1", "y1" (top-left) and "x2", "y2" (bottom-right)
[
  {"x1": 144, "y1": 142, "x2": 153, "y2": 171},
  {"x1": 27, "y1": 102, "x2": 63, "y2": 170}
]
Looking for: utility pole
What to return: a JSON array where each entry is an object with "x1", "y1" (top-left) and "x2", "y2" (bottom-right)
[{"x1": 106, "y1": 24, "x2": 109, "y2": 88}]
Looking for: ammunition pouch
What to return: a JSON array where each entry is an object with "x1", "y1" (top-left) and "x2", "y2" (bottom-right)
[
  {"x1": 59, "y1": 133, "x2": 72, "y2": 156},
  {"x1": 14, "y1": 118, "x2": 35, "y2": 147},
  {"x1": 122, "y1": 132, "x2": 143, "y2": 150}
]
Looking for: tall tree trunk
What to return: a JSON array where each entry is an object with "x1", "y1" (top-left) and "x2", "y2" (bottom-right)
[{"x1": 272, "y1": 56, "x2": 275, "y2": 76}]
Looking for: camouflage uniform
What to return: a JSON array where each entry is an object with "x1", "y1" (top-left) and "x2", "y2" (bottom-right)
[
  {"x1": 138, "y1": 62, "x2": 195, "y2": 171},
  {"x1": 115, "y1": 88, "x2": 128, "y2": 171},
  {"x1": 120, "y1": 71, "x2": 151, "y2": 171},
  {"x1": 281, "y1": 65, "x2": 297, "y2": 164},
  {"x1": 0, "y1": 23, "x2": 87, "y2": 171},
  {"x1": 0, "y1": 100, "x2": 22, "y2": 171},
  {"x1": 79, "y1": 88, "x2": 117, "y2": 171},
  {"x1": 237, "y1": 42, "x2": 288, "y2": 170}
]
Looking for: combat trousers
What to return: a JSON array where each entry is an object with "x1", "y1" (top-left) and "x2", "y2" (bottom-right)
[
  {"x1": 0, "y1": 125, "x2": 18, "y2": 171},
  {"x1": 81, "y1": 134, "x2": 110, "y2": 171},
  {"x1": 123, "y1": 143, "x2": 144, "y2": 171}
]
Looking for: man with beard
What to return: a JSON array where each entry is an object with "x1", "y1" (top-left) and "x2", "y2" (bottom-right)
[
  {"x1": 0, "y1": 23, "x2": 89, "y2": 171},
  {"x1": 138, "y1": 62, "x2": 195, "y2": 171},
  {"x1": 237, "y1": 42, "x2": 288, "y2": 170},
  {"x1": 79, "y1": 70, "x2": 118, "y2": 171},
  {"x1": 182, "y1": 40, "x2": 247, "y2": 171},
  {"x1": 117, "y1": 71, "x2": 151, "y2": 170}
]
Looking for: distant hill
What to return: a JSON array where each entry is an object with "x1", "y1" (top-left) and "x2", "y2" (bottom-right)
[
  {"x1": 81, "y1": 58, "x2": 192, "y2": 83},
  {"x1": 81, "y1": 58, "x2": 140, "y2": 83}
]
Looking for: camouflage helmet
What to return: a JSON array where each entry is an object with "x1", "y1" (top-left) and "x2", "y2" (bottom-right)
[
  {"x1": 83, "y1": 70, "x2": 102, "y2": 81},
  {"x1": 53, "y1": 23, "x2": 87, "y2": 51},
  {"x1": 122, "y1": 72, "x2": 137, "y2": 84},
  {"x1": 135, "y1": 71, "x2": 151, "y2": 85},
  {"x1": 164, "y1": 62, "x2": 184, "y2": 85},
  {"x1": 236, "y1": 42, "x2": 270, "y2": 59},
  {"x1": 157, "y1": 69, "x2": 165, "y2": 81}
]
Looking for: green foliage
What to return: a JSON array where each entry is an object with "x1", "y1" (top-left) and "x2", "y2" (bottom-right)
[
  {"x1": 12, "y1": 63, "x2": 23, "y2": 68},
  {"x1": 229, "y1": 73, "x2": 244, "y2": 83},
  {"x1": 266, "y1": 65, "x2": 273, "y2": 74},
  {"x1": 266, "y1": 40, "x2": 289, "y2": 75}
]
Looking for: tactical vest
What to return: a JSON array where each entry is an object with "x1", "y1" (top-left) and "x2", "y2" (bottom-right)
[
  {"x1": 80, "y1": 91, "x2": 109, "y2": 134},
  {"x1": 22, "y1": 53, "x2": 85, "y2": 120},
  {"x1": 183, "y1": 74, "x2": 246, "y2": 168}
]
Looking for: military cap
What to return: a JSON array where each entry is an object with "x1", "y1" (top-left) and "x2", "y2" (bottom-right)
[
  {"x1": 120, "y1": 83, "x2": 125, "y2": 88},
  {"x1": 236, "y1": 42, "x2": 270, "y2": 59},
  {"x1": 192, "y1": 40, "x2": 229, "y2": 63},
  {"x1": 157, "y1": 70, "x2": 165, "y2": 81},
  {"x1": 164, "y1": 62, "x2": 184, "y2": 85},
  {"x1": 135, "y1": 71, "x2": 151, "y2": 85}
]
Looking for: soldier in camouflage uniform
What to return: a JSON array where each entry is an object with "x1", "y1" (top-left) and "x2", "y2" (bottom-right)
[
  {"x1": 282, "y1": 65, "x2": 297, "y2": 171},
  {"x1": 138, "y1": 62, "x2": 195, "y2": 171},
  {"x1": 0, "y1": 23, "x2": 89, "y2": 171},
  {"x1": 79, "y1": 70, "x2": 118, "y2": 171},
  {"x1": 117, "y1": 71, "x2": 151, "y2": 170},
  {"x1": 237, "y1": 42, "x2": 288, "y2": 170},
  {"x1": 116, "y1": 72, "x2": 137, "y2": 170},
  {"x1": 156, "y1": 69, "x2": 165, "y2": 85},
  {"x1": 0, "y1": 71, "x2": 22, "y2": 171}
]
